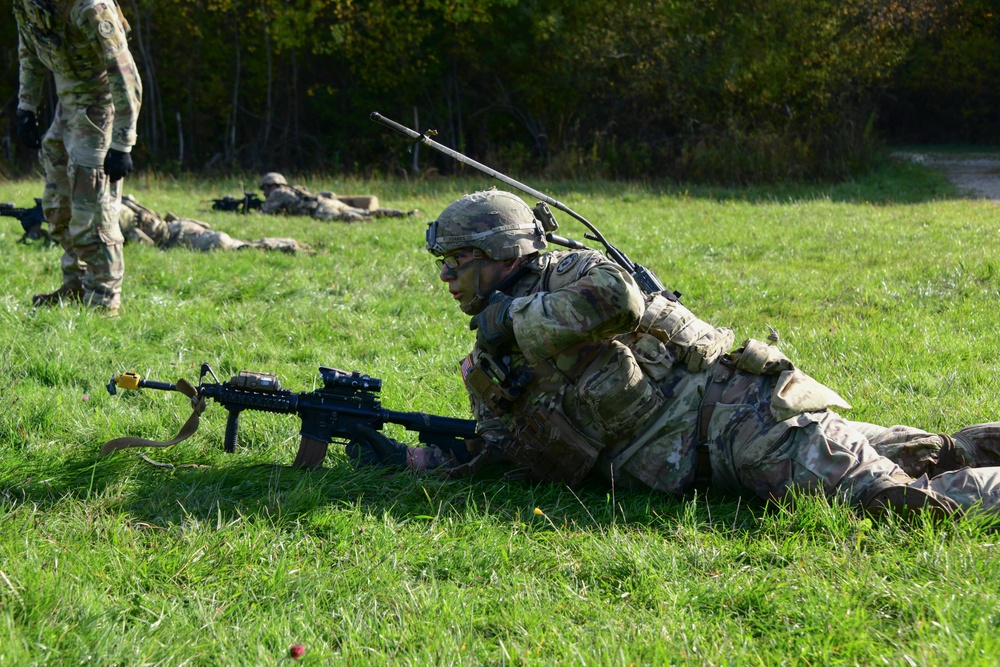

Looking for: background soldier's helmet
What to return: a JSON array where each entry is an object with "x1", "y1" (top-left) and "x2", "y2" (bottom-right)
[
  {"x1": 259, "y1": 172, "x2": 287, "y2": 188},
  {"x1": 426, "y1": 190, "x2": 547, "y2": 260}
]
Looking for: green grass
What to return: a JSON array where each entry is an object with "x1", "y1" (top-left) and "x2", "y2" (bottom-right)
[{"x1": 2, "y1": 160, "x2": 1000, "y2": 665}]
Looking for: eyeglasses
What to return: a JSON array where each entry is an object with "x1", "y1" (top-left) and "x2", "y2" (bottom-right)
[{"x1": 435, "y1": 248, "x2": 477, "y2": 272}]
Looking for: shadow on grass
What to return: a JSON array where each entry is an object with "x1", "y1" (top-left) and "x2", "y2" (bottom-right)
[
  {"x1": 7, "y1": 448, "x2": 991, "y2": 539},
  {"x1": 1, "y1": 447, "x2": 766, "y2": 534}
]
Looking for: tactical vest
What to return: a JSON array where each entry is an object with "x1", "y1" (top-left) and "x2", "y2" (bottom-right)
[
  {"x1": 462, "y1": 250, "x2": 672, "y2": 487},
  {"x1": 462, "y1": 248, "x2": 854, "y2": 490}
]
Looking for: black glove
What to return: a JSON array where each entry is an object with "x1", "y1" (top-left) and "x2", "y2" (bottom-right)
[
  {"x1": 16, "y1": 109, "x2": 41, "y2": 149},
  {"x1": 104, "y1": 148, "x2": 133, "y2": 182},
  {"x1": 345, "y1": 424, "x2": 408, "y2": 468},
  {"x1": 469, "y1": 291, "x2": 515, "y2": 351}
]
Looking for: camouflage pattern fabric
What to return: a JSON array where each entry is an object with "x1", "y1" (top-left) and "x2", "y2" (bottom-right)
[
  {"x1": 261, "y1": 184, "x2": 369, "y2": 222},
  {"x1": 703, "y1": 382, "x2": 1000, "y2": 513},
  {"x1": 119, "y1": 196, "x2": 311, "y2": 253},
  {"x1": 16, "y1": 0, "x2": 142, "y2": 309},
  {"x1": 260, "y1": 184, "x2": 413, "y2": 222},
  {"x1": 850, "y1": 420, "x2": 1000, "y2": 476},
  {"x1": 409, "y1": 243, "x2": 1000, "y2": 515}
]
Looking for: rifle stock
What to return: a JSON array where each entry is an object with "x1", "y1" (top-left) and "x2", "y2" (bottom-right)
[{"x1": 1, "y1": 198, "x2": 52, "y2": 245}]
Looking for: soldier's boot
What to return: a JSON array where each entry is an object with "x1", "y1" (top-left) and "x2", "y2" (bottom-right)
[
  {"x1": 32, "y1": 284, "x2": 85, "y2": 307},
  {"x1": 953, "y1": 423, "x2": 1000, "y2": 468},
  {"x1": 95, "y1": 305, "x2": 120, "y2": 318},
  {"x1": 861, "y1": 473, "x2": 961, "y2": 520},
  {"x1": 371, "y1": 207, "x2": 419, "y2": 218}
]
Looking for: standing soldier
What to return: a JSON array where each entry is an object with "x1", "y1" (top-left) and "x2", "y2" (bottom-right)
[{"x1": 14, "y1": 0, "x2": 142, "y2": 316}]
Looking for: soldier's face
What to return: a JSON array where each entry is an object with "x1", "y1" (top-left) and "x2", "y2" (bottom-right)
[{"x1": 438, "y1": 247, "x2": 510, "y2": 314}]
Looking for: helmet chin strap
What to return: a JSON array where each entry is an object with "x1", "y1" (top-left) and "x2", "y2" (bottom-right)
[
  {"x1": 461, "y1": 259, "x2": 488, "y2": 315},
  {"x1": 461, "y1": 257, "x2": 530, "y2": 315}
]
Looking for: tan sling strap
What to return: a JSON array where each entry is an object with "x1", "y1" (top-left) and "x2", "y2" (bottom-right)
[{"x1": 99, "y1": 378, "x2": 206, "y2": 455}]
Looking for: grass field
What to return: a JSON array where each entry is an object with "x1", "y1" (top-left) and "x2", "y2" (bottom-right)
[{"x1": 2, "y1": 162, "x2": 1000, "y2": 665}]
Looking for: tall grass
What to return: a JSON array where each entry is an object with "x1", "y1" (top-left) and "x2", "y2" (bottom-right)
[{"x1": 1, "y1": 162, "x2": 999, "y2": 665}]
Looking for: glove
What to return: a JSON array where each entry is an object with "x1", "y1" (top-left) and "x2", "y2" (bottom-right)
[
  {"x1": 16, "y1": 109, "x2": 41, "y2": 149},
  {"x1": 104, "y1": 148, "x2": 133, "y2": 182},
  {"x1": 345, "y1": 424, "x2": 408, "y2": 468},
  {"x1": 469, "y1": 291, "x2": 515, "y2": 352}
]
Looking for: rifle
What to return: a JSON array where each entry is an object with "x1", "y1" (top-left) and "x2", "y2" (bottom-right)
[
  {"x1": 370, "y1": 111, "x2": 678, "y2": 299},
  {"x1": 210, "y1": 192, "x2": 263, "y2": 214},
  {"x1": 1, "y1": 198, "x2": 53, "y2": 246},
  {"x1": 101, "y1": 363, "x2": 476, "y2": 467}
]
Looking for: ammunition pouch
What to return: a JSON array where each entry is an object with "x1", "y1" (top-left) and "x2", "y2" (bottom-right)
[
  {"x1": 463, "y1": 346, "x2": 618, "y2": 487},
  {"x1": 729, "y1": 338, "x2": 852, "y2": 421},
  {"x1": 503, "y1": 396, "x2": 604, "y2": 487},
  {"x1": 731, "y1": 338, "x2": 794, "y2": 375},
  {"x1": 638, "y1": 293, "x2": 734, "y2": 371}
]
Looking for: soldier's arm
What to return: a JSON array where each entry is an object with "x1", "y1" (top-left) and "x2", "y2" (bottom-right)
[
  {"x1": 16, "y1": 28, "x2": 47, "y2": 113},
  {"x1": 510, "y1": 257, "x2": 646, "y2": 364},
  {"x1": 260, "y1": 190, "x2": 295, "y2": 215},
  {"x1": 79, "y1": 1, "x2": 142, "y2": 152}
]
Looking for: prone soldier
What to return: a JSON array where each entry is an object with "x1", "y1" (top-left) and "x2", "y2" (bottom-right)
[
  {"x1": 258, "y1": 172, "x2": 416, "y2": 222},
  {"x1": 347, "y1": 189, "x2": 1000, "y2": 519},
  {"x1": 119, "y1": 195, "x2": 312, "y2": 253}
]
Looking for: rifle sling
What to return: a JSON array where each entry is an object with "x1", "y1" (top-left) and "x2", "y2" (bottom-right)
[{"x1": 99, "y1": 378, "x2": 207, "y2": 455}]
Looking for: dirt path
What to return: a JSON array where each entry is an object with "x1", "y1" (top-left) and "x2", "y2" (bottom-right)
[{"x1": 893, "y1": 151, "x2": 1000, "y2": 201}]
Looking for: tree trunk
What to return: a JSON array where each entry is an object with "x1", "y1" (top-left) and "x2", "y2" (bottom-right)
[{"x1": 228, "y1": 3, "x2": 242, "y2": 164}]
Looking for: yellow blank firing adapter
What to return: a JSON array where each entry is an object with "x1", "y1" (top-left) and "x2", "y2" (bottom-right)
[{"x1": 116, "y1": 370, "x2": 142, "y2": 390}]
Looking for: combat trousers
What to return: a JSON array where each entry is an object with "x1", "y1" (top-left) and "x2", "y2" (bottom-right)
[
  {"x1": 40, "y1": 100, "x2": 125, "y2": 309},
  {"x1": 703, "y1": 372, "x2": 1000, "y2": 514},
  {"x1": 850, "y1": 420, "x2": 1000, "y2": 475}
]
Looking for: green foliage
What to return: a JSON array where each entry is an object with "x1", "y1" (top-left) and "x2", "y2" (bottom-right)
[
  {"x1": 2, "y1": 167, "x2": 1000, "y2": 662},
  {"x1": 880, "y1": 0, "x2": 1000, "y2": 144},
  {"x1": 1, "y1": 0, "x2": 987, "y2": 182}
]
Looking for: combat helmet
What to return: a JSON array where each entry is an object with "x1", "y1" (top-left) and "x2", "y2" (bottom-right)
[
  {"x1": 259, "y1": 172, "x2": 287, "y2": 188},
  {"x1": 426, "y1": 189, "x2": 547, "y2": 260}
]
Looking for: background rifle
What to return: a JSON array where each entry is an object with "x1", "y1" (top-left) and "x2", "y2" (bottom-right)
[
  {"x1": 370, "y1": 111, "x2": 678, "y2": 299},
  {"x1": 102, "y1": 363, "x2": 475, "y2": 465},
  {"x1": 1, "y1": 198, "x2": 53, "y2": 246},
  {"x1": 210, "y1": 192, "x2": 263, "y2": 214}
]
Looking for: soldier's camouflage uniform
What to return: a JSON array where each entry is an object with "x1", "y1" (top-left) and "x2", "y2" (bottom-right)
[
  {"x1": 119, "y1": 196, "x2": 311, "y2": 253},
  {"x1": 415, "y1": 245, "x2": 1000, "y2": 514},
  {"x1": 260, "y1": 184, "x2": 412, "y2": 222},
  {"x1": 15, "y1": 0, "x2": 142, "y2": 309}
]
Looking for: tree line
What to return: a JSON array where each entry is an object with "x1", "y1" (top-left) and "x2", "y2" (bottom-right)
[{"x1": 1, "y1": 0, "x2": 997, "y2": 183}]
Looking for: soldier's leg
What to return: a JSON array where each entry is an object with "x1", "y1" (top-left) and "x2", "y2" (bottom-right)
[
  {"x1": 849, "y1": 420, "x2": 1000, "y2": 475},
  {"x1": 246, "y1": 238, "x2": 312, "y2": 253},
  {"x1": 37, "y1": 103, "x2": 85, "y2": 299},
  {"x1": 66, "y1": 161, "x2": 124, "y2": 309},
  {"x1": 952, "y1": 423, "x2": 1000, "y2": 467},
  {"x1": 708, "y1": 375, "x2": 958, "y2": 516},
  {"x1": 918, "y1": 467, "x2": 1000, "y2": 514},
  {"x1": 173, "y1": 225, "x2": 246, "y2": 251},
  {"x1": 64, "y1": 105, "x2": 124, "y2": 310}
]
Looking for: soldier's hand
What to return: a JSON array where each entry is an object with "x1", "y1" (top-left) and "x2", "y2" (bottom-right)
[
  {"x1": 104, "y1": 148, "x2": 133, "y2": 182},
  {"x1": 16, "y1": 109, "x2": 41, "y2": 149},
  {"x1": 345, "y1": 424, "x2": 408, "y2": 468},
  {"x1": 469, "y1": 291, "x2": 515, "y2": 351}
]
